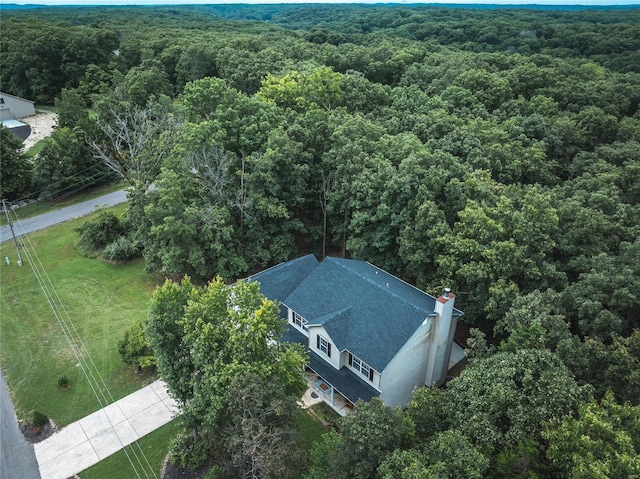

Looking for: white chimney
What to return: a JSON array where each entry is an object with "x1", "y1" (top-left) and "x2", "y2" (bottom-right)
[{"x1": 425, "y1": 288, "x2": 457, "y2": 387}]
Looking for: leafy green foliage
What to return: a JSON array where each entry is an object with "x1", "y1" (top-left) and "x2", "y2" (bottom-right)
[
  {"x1": 122, "y1": 59, "x2": 174, "y2": 107},
  {"x1": 378, "y1": 430, "x2": 490, "y2": 479},
  {"x1": 147, "y1": 277, "x2": 307, "y2": 472},
  {"x1": 0, "y1": 125, "x2": 32, "y2": 201},
  {"x1": 224, "y1": 373, "x2": 307, "y2": 479},
  {"x1": 4, "y1": 5, "x2": 640, "y2": 477},
  {"x1": 168, "y1": 431, "x2": 210, "y2": 471},
  {"x1": 446, "y1": 349, "x2": 587, "y2": 452},
  {"x1": 102, "y1": 235, "x2": 139, "y2": 262},
  {"x1": 31, "y1": 409, "x2": 48, "y2": 428},
  {"x1": 558, "y1": 330, "x2": 640, "y2": 405},
  {"x1": 75, "y1": 210, "x2": 124, "y2": 254},
  {"x1": 0, "y1": 19, "x2": 118, "y2": 103},
  {"x1": 543, "y1": 392, "x2": 640, "y2": 479},
  {"x1": 54, "y1": 88, "x2": 90, "y2": 129},
  {"x1": 305, "y1": 398, "x2": 410, "y2": 479},
  {"x1": 498, "y1": 321, "x2": 547, "y2": 353},
  {"x1": 117, "y1": 320, "x2": 155, "y2": 371},
  {"x1": 258, "y1": 66, "x2": 344, "y2": 112},
  {"x1": 403, "y1": 386, "x2": 448, "y2": 443},
  {"x1": 494, "y1": 438, "x2": 548, "y2": 479},
  {"x1": 32, "y1": 126, "x2": 108, "y2": 200}
]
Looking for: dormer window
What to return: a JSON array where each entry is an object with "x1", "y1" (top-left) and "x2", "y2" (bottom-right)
[
  {"x1": 317, "y1": 335, "x2": 331, "y2": 357},
  {"x1": 349, "y1": 353, "x2": 374, "y2": 381},
  {"x1": 292, "y1": 311, "x2": 308, "y2": 329}
]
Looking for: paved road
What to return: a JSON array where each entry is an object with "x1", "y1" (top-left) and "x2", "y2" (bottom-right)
[
  {"x1": 0, "y1": 190, "x2": 128, "y2": 244},
  {"x1": 0, "y1": 369, "x2": 41, "y2": 479}
]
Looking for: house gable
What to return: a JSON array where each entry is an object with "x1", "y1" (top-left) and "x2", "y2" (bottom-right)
[
  {"x1": 283, "y1": 324, "x2": 380, "y2": 404},
  {"x1": 249, "y1": 253, "x2": 318, "y2": 303}
]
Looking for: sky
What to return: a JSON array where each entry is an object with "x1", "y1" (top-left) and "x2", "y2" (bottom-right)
[{"x1": 6, "y1": 0, "x2": 640, "y2": 5}]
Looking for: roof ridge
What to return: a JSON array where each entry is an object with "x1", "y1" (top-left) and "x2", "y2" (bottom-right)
[
  {"x1": 325, "y1": 257, "x2": 434, "y2": 313},
  {"x1": 248, "y1": 253, "x2": 317, "y2": 281},
  {"x1": 0, "y1": 91, "x2": 35, "y2": 103}
]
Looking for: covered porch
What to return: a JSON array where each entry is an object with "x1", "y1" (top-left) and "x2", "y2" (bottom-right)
[
  {"x1": 301, "y1": 371, "x2": 354, "y2": 416},
  {"x1": 300, "y1": 349, "x2": 380, "y2": 416}
]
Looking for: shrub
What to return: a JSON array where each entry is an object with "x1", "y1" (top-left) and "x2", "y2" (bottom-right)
[
  {"x1": 57, "y1": 375, "x2": 70, "y2": 388},
  {"x1": 203, "y1": 465, "x2": 232, "y2": 479},
  {"x1": 31, "y1": 410, "x2": 48, "y2": 428},
  {"x1": 102, "y1": 235, "x2": 139, "y2": 262},
  {"x1": 75, "y1": 210, "x2": 124, "y2": 253},
  {"x1": 169, "y1": 432, "x2": 209, "y2": 471},
  {"x1": 118, "y1": 320, "x2": 156, "y2": 371}
]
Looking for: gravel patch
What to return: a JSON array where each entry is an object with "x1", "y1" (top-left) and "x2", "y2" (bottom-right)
[{"x1": 20, "y1": 111, "x2": 57, "y2": 150}]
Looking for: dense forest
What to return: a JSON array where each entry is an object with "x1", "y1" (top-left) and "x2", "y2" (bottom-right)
[{"x1": 1, "y1": 4, "x2": 639, "y2": 478}]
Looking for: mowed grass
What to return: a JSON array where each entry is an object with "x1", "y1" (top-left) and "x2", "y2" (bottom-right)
[
  {"x1": 297, "y1": 409, "x2": 329, "y2": 451},
  {"x1": 0, "y1": 206, "x2": 159, "y2": 427}
]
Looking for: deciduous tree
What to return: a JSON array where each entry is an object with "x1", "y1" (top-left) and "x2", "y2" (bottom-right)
[
  {"x1": 543, "y1": 392, "x2": 640, "y2": 479},
  {"x1": 0, "y1": 126, "x2": 32, "y2": 201},
  {"x1": 446, "y1": 348, "x2": 587, "y2": 452}
]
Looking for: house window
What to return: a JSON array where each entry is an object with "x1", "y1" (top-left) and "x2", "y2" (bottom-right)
[
  {"x1": 317, "y1": 335, "x2": 331, "y2": 358},
  {"x1": 292, "y1": 311, "x2": 307, "y2": 329},
  {"x1": 349, "y1": 353, "x2": 374, "y2": 381}
]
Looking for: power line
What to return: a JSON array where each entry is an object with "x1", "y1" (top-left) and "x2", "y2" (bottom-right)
[
  {"x1": 7, "y1": 207, "x2": 157, "y2": 479},
  {"x1": 11, "y1": 162, "x2": 115, "y2": 206}
]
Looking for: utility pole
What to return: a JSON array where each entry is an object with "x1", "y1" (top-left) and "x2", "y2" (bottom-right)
[{"x1": 2, "y1": 199, "x2": 23, "y2": 266}]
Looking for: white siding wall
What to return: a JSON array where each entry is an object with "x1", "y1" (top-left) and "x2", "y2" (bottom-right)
[
  {"x1": 378, "y1": 315, "x2": 436, "y2": 407},
  {"x1": 286, "y1": 307, "x2": 309, "y2": 337},
  {"x1": 308, "y1": 325, "x2": 341, "y2": 369},
  {"x1": 0, "y1": 93, "x2": 35, "y2": 119}
]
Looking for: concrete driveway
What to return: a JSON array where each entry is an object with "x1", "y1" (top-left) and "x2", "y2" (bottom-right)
[{"x1": 34, "y1": 380, "x2": 178, "y2": 479}]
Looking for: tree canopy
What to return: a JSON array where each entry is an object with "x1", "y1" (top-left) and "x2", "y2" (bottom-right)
[{"x1": 5, "y1": 3, "x2": 640, "y2": 477}]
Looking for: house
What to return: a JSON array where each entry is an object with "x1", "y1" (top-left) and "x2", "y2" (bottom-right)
[
  {"x1": 250, "y1": 254, "x2": 465, "y2": 411},
  {"x1": 0, "y1": 92, "x2": 36, "y2": 120},
  {"x1": 1, "y1": 92, "x2": 36, "y2": 141}
]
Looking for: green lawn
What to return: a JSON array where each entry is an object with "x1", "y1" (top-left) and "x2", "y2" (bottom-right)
[
  {"x1": 0, "y1": 207, "x2": 158, "y2": 426},
  {"x1": 25, "y1": 139, "x2": 47, "y2": 158},
  {"x1": 298, "y1": 408, "x2": 329, "y2": 451}
]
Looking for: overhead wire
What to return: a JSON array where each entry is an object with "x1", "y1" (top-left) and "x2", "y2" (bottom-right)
[
  {"x1": 9, "y1": 204, "x2": 157, "y2": 479},
  {"x1": 6, "y1": 204, "x2": 158, "y2": 479},
  {"x1": 11, "y1": 161, "x2": 116, "y2": 207}
]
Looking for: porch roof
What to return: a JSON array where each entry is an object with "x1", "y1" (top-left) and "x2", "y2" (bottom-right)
[{"x1": 283, "y1": 325, "x2": 379, "y2": 404}]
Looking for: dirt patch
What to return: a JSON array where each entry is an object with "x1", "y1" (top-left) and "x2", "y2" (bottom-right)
[{"x1": 20, "y1": 111, "x2": 57, "y2": 151}]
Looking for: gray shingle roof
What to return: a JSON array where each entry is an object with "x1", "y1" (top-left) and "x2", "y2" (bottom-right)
[
  {"x1": 283, "y1": 257, "x2": 440, "y2": 372},
  {"x1": 253, "y1": 255, "x2": 463, "y2": 374},
  {"x1": 248, "y1": 254, "x2": 318, "y2": 302}
]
